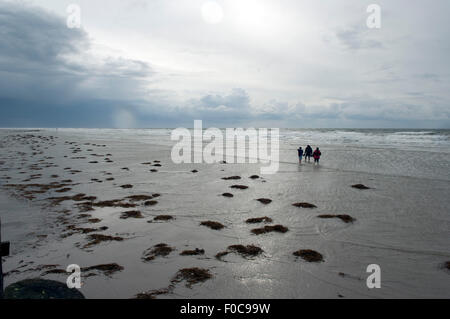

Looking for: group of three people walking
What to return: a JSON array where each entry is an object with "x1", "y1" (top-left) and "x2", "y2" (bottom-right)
[{"x1": 297, "y1": 145, "x2": 321, "y2": 164}]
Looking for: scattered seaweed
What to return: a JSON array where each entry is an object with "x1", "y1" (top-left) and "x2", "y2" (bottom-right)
[
  {"x1": 144, "y1": 200, "x2": 158, "y2": 206},
  {"x1": 230, "y1": 185, "x2": 248, "y2": 190},
  {"x1": 216, "y1": 245, "x2": 263, "y2": 261},
  {"x1": 142, "y1": 243, "x2": 174, "y2": 261},
  {"x1": 82, "y1": 263, "x2": 124, "y2": 276},
  {"x1": 120, "y1": 210, "x2": 143, "y2": 219},
  {"x1": 126, "y1": 195, "x2": 153, "y2": 201},
  {"x1": 256, "y1": 198, "x2": 272, "y2": 204},
  {"x1": 293, "y1": 249, "x2": 324, "y2": 262},
  {"x1": 200, "y1": 221, "x2": 225, "y2": 230},
  {"x1": 245, "y1": 216, "x2": 273, "y2": 224},
  {"x1": 251, "y1": 224, "x2": 288, "y2": 235},
  {"x1": 222, "y1": 193, "x2": 234, "y2": 198},
  {"x1": 180, "y1": 248, "x2": 205, "y2": 256},
  {"x1": 84, "y1": 234, "x2": 124, "y2": 248},
  {"x1": 351, "y1": 184, "x2": 370, "y2": 190},
  {"x1": 317, "y1": 214, "x2": 355, "y2": 223},
  {"x1": 135, "y1": 288, "x2": 170, "y2": 299},
  {"x1": 153, "y1": 215, "x2": 173, "y2": 221},
  {"x1": 171, "y1": 268, "x2": 212, "y2": 288},
  {"x1": 228, "y1": 245, "x2": 263, "y2": 257},
  {"x1": 292, "y1": 202, "x2": 317, "y2": 208},
  {"x1": 221, "y1": 176, "x2": 241, "y2": 180}
]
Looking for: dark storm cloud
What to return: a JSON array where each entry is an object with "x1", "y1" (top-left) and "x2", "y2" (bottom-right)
[{"x1": 0, "y1": 2, "x2": 154, "y2": 127}]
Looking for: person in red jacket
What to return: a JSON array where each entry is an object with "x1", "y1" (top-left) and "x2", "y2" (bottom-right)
[{"x1": 313, "y1": 147, "x2": 321, "y2": 164}]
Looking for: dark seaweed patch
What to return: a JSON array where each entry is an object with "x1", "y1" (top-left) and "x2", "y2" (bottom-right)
[
  {"x1": 292, "y1": 202, "x2": 317, "y2": 208},
  {"x1": 221, "y1": 176, "x2": 241, "y2": 180},
  {"x1": 153, "y1": 215, "x2": 173, "y2": 221},
  {"x1": 171, "y1": 268, "x2": 212, "y2": 288},
  {"x1": 351, "y1": 184, "x2": 370, "y2": 190},
  {"x1": 293, "y1": 249, "x2": 324, "y2": 262},
  {"x1": 251, "y1": 224, "x2": 288, "y2": 235},
  {"x1": 245, "y1": 216, "x2": 273, "y2": 224},
  {"x1": 120, "y1": 210, "x2": 143, "y2": 219},
  {"x1": 84, "y1": 234, "x2": 124, "y2": 248},
  {"x1": 200, "y1": 221, "x2": 225, "y2": 230},
  {"x1": 256, "y1": 198, "x2": 272, "y2": 204},
  {"x1": 142, "y1": 243, "x2": 174, "y2": 261},
  {"x1": 222, "y1": 193, "x2": 234, "y2": 198},
  {"x1": 180, "y1": 248, "x2": 205, "y2": 256},
  {"x1": 317, "y1": 214, "x2": 355, "y2": 223},
  {"x1": 230, "y1": 185, "x2": 248, "y2": 190}
]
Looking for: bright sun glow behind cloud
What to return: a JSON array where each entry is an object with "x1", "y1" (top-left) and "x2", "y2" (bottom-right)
[
  {"x1": 201, "y1": 1, "x2": 224, "y2": 24},
  {"x1": 227, "y1": 0, "x2": 286, "y2": 36}
]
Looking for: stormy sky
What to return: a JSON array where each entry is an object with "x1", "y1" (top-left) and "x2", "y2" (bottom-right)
[{"x1": 0, "y1": 0, "x2": 449, "y2": 128}]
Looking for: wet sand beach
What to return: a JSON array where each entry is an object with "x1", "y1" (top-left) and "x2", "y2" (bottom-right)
[{"x1": 1, "y1": 128, "x2": 449, "y2": 298}]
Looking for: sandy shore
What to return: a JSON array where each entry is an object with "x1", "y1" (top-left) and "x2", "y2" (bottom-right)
[{"x1": 1, "y1": 129, "x2": 449, "y2": 298}]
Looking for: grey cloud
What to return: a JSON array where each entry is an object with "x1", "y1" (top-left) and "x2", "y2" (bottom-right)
[
  {"x1": 0, "y1": 1, "x2": 154, "y2": 126},
  {"x1": 335, "y1": 26, "x2": 383, "y2": 51}
]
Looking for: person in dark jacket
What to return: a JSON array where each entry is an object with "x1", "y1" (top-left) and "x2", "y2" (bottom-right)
[
  {"x1": 304, "y1": 145, "x2": 313, "y2": 162},
  {"x1": 297, "y1": 147, "x2": 304, "y2": 163},
  {"x1": 313, "y1": 147, "x2": 321, "y2": 164}
]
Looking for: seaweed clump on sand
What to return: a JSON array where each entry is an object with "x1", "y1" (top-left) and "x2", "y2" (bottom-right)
[
  {"x1": 142, "y1": 243, "x2": 174, "y2": 261},
  {"x1": 171, "y1": 268, "x2": 212, "y2": 288},
  {"x1": 222, "y1": 193, "x2": 234, "y2": 198},
  {"x1": 221, "y1": 176, "x2": 241, "y2": 180},
  {"x1": 84, "y1": 234, "x2": 124, "y2": 248},
  {"x1": 229, "y1": 245, "x2": 263, "y2": 257},
  {"x1": 135, "y1": 288, "x2": 171, "y2": 299},
  {"x1": 120, "y1": 184, "x2": 133, "y2": 189},
  {"x1": 245, "y1": 216, "x2": 273, "y2": 224},
  {"x1": 215, "y1": 244, "x2": 263, "y2": 261},
  {"x1": 48, "y1": 193, "x2": 97, "y2": 206},
  {"x1": 180, "y1": 248, "x2": 205, "y2": 256},
  {"x1": 249, "y1": 175, "x2": 260, "y2": 179},
  {"x1": 126, "y1": 195, "x2": 153, "y2": 201},
  {"x1": 292, "y1": 202, "x2": 317, "y2": 208},
  {"x1": 200, "y1": 221, "x2": 225, "y2": 230},
  {"x1": 120, "y1": 210, "x2": 143, "y2": 219},
  {"x1": 76, "y1": 199, "x2": 137, "y2": 212},
  {"x1": 293, "y1": 249, "x2": 324, "y2": 262},
  {"x1": 318, "y1": 214, "x2": 355, "y2": 223},
  {"x1": 256, "y1": 198, "x2": 272, "y2": 204},
  {"x1": 251, "y1": 224, "x2": 288, "y2": 235},
  {"x1": 82, "y1": 263, "x2": 124, "y2": 277},
  {"x1": 230, "y1": 185, "x2": 248, "y2": 190},
  {"x1": 153, "y1": 215, "x2": 174, "y2": 221},
  {"x1": 351, "y1": 184, "x2": 370, "y2": 190},
  {"x1": 144, "y1": 200, "x2": 158, "y2": 206}
]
